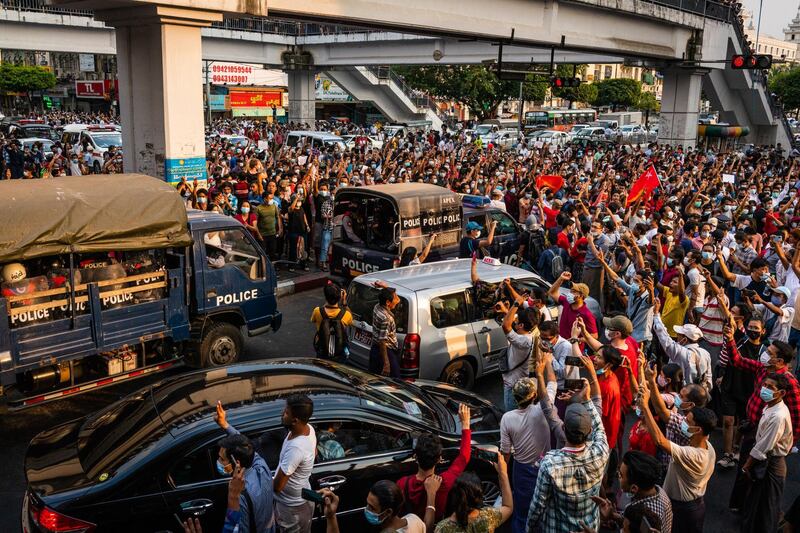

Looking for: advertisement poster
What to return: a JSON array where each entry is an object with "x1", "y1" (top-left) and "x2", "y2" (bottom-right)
[{"x1": 165, "y1": 156, "x2": 207, "y2": 187}]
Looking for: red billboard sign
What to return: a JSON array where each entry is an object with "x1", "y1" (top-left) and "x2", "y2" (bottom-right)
[
  {"x1": 75, "y1": 80, "x2": 105, "y2": 98},
  {"x1": 229, "y1": 91, "x2": 282, "y2": 108}
]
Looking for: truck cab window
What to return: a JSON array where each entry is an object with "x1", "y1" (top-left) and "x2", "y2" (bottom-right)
[
  {"x1": 490, "y1": 212, "x2": 519, "y2": 236},
  {"x1": 203, "y1": 229, "x2": 263, "y2": 280}
]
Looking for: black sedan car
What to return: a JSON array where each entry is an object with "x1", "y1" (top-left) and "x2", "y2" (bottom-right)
[{"x1": 22, "y1": 359, "x2": 503, "y2": 533}]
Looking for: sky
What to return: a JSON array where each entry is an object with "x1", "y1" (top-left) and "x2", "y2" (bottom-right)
[{"x1": 742, "y1": 0, "x2": 798, "y2": 39}]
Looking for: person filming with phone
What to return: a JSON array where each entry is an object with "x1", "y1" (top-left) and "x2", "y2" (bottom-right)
[{"x1": 214, "y1": 402, "x2": 276, "y2": 533}]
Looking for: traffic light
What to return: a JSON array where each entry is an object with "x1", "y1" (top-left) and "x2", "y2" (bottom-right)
[
  {"x1": 731, "y1": 54, "x2": 772, "y2": 70},
  {"x1": 550, "y1": 76, "x2": 581, "y2": 88}
]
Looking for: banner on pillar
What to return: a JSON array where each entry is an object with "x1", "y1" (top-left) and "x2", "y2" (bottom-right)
[
  {"x1": 165, "y1": 156, "x2": 208, "y2": 187},
  {"x1": 229, "y1": 91, "x2": 282, "y2": 108}
]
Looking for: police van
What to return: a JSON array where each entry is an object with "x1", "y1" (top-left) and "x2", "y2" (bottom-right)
[
  {"x1": 0, "y1": 175, "x2": 280, "y2": 408},
  {"x1": 61, "y1": 124, "x2": 123, "y2": 173},
  {"x1": 330, "y1": 184, "x2": 524, "y2": 277}
]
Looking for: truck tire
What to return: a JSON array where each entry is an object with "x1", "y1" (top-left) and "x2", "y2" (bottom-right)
[{"x1": 199, "y1": 322, "x2": 243, "y2": 367}]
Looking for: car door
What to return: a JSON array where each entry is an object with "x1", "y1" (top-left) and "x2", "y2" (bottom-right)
[
  {"x1": 307, "y1": 417, "x2": 418, "y2": 532},
  {"x1": 427, "y1": 290, "x2": 479, "y2": 376},
  {"x1": 160, "y1": 439, "x2": 230, "y2": 533},
  {"x1": 467, "y1": 286, "x2": 507, "y2": 377},
  {"x1": 487, "y1": 211, "x2": 521, "y2": 264}
]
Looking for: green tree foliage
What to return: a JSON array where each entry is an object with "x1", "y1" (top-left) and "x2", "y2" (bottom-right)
[
  {"x1": 0, "y1": 64, "x2": 56, "y2": 93},
  {"x1": 594, "y1": 78, "x2": 642, "y2": 110},
  {"x1": 769, "y1": 67, "x2": 800, "y2": 113},
  {"x1": 395, "y1": 65, "x2": 547, "y2": 120},
  {"x1": 636, "y1": 91, "x2": 660, "y2": 113}
]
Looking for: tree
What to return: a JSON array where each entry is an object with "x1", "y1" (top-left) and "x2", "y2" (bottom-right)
[
  {"x1": 594, "y1": 78, "x2": 642, "y2": 110},
  {"x1": 0, "y1": 64, "x2": 56, "y2": 93},
  {"x1": 769, "y1": 67, "x2": 800, "y2": 114},
  {"x1": 395, "y1": 65, "x2": 546, "y2": 120},
  {"x1": 636, "y1": 91, "x2": 660, "y2": 113}
]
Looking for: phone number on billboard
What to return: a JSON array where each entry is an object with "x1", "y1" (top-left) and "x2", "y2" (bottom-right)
[{"x1": 211, "y1": 75, "x2": 250, "y2": 83}]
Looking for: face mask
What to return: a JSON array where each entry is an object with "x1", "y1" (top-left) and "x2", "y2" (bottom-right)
[
  {"x1": 724, "y1": 205, "x2": 734, "y2": 212},
  {"x1": 760, "y1": 351, "x2": 772, "y2": 366},
  {"x1": 565, "y1": 292, "x2": 576, "y2": 304},
  {"x1": 637, "y1": 209, "x2": 645, "y2": 216},
  {"x1": 475, "y1": 231, "x2": 481, "y2": 239},
  {"x1": 321, "y1": 190, "x2": 330, "y2": 197},
  {"x1": 364, "y1": 509, "x2": 385, "y2": 526},
  {"x1": 604, "y1": 328, "x2": 616, "y2": 340},
  {"x1": 241, "y1": 207, "x2": 250, "y2": 215},
  {"x1": 634, "y1": 406, "x2": 642, "y2": 418},
  {"x1": 525, "y1": 193, "x2": 532, "y2": 199},
  {"x1": 772, "y1": 296, "x2": 785, "y2": 306},
  {"x1": 666, "y1": 258, "x2": 675, "y2": 267},
  {"x1": 694, "y1": 201, "x2": 702, "y2": 208},
  {"x1": 291, "y1": 178, "x2": 298, "y2": 183},
  {"x1": 679, "y1": 420, "x2": 695, "y2": 439},
  {"x1": 701, "y1": 251, "x2": 713, "y2": 261},
  {"x1": 759, "y1": 386, "x2": 775, "y2": 403},
  {"x1": 761, "y1": 273, "x2": 771, "y2": 282},
  {"x1": 666, "y1": 236, "x2": 674, "y2": 244},
  {"x1": 747, "y1": 329, "x2": 762, "y2": 341},
  {"x1": 198, "y1": 197, "x2": 208, "y2": 205},
  {"x1": 510, "y1": 188, "x2": 517, "y2": 194},
  {"x1": 216, "y1": 459, "x2": 231, "y2": 476},
  {"x1": 657, "y1": 375, "x2": 668, "y2": 388},
  {"x1": 666, "y1": 212, "x2": 675, "y2": 219},
  {"x1": 683, "y1": 257, "x2": 691, "y2": 267},
  {"x1": 673, "y1": 395, "x2": 682, "y2": 409},
  {"x1": 700, "y1": 231, "x2": 709, "y2": 238},
  {"x1": 596, "y1": 367, "x2": 606, "y2": 375}
]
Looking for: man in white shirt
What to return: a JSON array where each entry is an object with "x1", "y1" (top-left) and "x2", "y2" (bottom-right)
[
  {"x1": 652, "y1": 316, "x2": 713, "y2": 394},
  {"x1": 496, "y1": 292, "x2": 537, "y2": 411},
  {"x1": 637, "y1": 388, "x2": 717, "y2": 533},
  {"x1": 274, "y1": 395, "x2": 317, "y2": 533},
  {"x1": 752, "y1": 285, "x2": 796, "y2": 343},
  {"x1": 740, "y1": 373, "x2": 794, "y2": 533},
  {"x1": 539, "y1": 320, "x2": 579, "y2": 390}
]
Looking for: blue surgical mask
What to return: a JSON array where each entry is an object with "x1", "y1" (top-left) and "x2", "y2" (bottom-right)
[
  {"x1": 772, "y1": 296, "x2": 785, "y2": 306},
  {"x1": 635, "y1": 406, "x2": 642, "y2": 418},
  {"x1": 666, "y1": 258, "x2": 675, "y2": 267},
  {"x1": 761, "y1": 273, "x2": 771, "y2": 282},
  {"x1": 364, "y1": 509, "x2": 385, "y2": 525},
  {"x1": 701, "y1": 251, "x2": 713, "y2": 261},
  {"x1": 759, "y1": 386, "x2": 775, "y2": 403},
  {"x1": 565, "y1": 292, "x2": 576, "y2": 304},
  {"x1": 241, "y1": 207, "x2": 250, "y2": 215},
  {"x1": 596, "y1": 367, "x2": 606, "y2": 375},
  {"x1": 216, "y1": 459, "x2": 230, "y2": 476},
  {"x1": 673, "y1": 395, "x2": 682, "y2": 409},
  {"x1": 679, "y1": 420, "x2": 694, "y2": 439}
]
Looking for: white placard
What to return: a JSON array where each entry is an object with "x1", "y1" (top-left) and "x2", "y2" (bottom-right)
[
  {"x1": 722, "y1": 173, "x2": 735, "y2": 183},
  {"x1": 79, "y1": 53, "x2": 95, "y2": 72},
  {"x1": 534, "y1": 141, "x2": 543, "y2": 149}
]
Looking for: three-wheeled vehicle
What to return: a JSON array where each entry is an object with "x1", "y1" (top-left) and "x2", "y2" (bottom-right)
[{"x1": 0, "y1": 175, "x2": 280, "y2": 408}]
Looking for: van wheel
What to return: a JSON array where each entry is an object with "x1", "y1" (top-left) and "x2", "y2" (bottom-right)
[
  {"x1": 200, "y1": 322, "x2": 243, "y2": 367},
  {"x1": 93, "y1": 161, "x2": 101, "y2": 174},
  {"x1": 440, "y1": 359, "x2": 475, "y2": 390}
]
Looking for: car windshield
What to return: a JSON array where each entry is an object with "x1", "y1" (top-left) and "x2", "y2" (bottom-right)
[
  {"x1": 76, "y1": 388, "x2": 168, "y2": 477},
  {"x1": 475, "y1": 125, "x2": 492, "y2": 135},
  {"x1": 357, "y1": 376, "x2": 440, "y2": 428},
  {"x1": 92, "y1": 132, "x2": 123, "y2": 148},
  {"x1": 21, "y1": 126, "x2": 57, "y2": 140}
]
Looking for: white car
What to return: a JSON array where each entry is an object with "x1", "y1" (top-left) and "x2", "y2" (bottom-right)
[
  {"x1": 573, "y1": 127, "x2": 607, "y2": 141},
  {"x1": 527, "y1": 129, "x2": 570, "y2": 147},
  {"x1": 21, "y1": 138, "x2": 55, "y2": 157},
  {"x1": 61, "y1": 124, "x2": 123, "y2": 173},
  {"x1": 568, "y1": 123, "x2": 590, "y2": 137},
  {"x1": 619, "y1": 124, "x2": 648, "y2": 142}
]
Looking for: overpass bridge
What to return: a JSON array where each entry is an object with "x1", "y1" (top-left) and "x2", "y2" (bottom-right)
[{"x1": 0, "y1": 0, "x2": 787, "y2": 180}]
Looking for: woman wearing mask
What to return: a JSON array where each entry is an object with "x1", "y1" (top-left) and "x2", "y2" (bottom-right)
[
  {"x1": 234, "y1": 201, "x2": 261, "y2": 242},
  {"x1": 434, "y1": 460, "x2": 512, "y2": 533},
  {"x1": 194, "y1": 188, "x2": 210, "y2": 211},
  {"x1": 318, "y1": 478, "x2": 431, "y2": 533}
]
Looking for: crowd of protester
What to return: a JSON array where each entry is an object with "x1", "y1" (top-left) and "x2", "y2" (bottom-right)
[{"x1": 6, "y1": 110, "x2": 800, "y2": 531}]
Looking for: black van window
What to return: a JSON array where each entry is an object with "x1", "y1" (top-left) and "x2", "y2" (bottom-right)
[
  {"x1": 347, "y1": 282, "x2": 408, "y2": 333},
  {"x1": 430, "y1": 292, "x2": 469, "y2": 328},
  {"x1": 489, "y1": 211, "x2": 519, "y2": 236}
]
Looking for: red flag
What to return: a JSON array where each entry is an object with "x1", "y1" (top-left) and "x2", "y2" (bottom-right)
[
  {"x1": 536, "y1": 174, "x2": 565, "y2": 193},
  {"x1": 626, "y1": 165, "x2": 659, "y2": 207}
]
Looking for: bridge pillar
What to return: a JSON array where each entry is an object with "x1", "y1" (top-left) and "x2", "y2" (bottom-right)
[
  {"x1": 658, "y1": 67, "x2": 708, "y2": 149},
  {"x1": 95, "y1": 6, "x2": 221, "y2": 182},
  {"x1": 287, "y1": 70, "x2": 317, "y2": 126}
]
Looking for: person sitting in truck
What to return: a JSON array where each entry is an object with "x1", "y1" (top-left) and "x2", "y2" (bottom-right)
[
  {"x1": 340, "y1": 206, "x2": 365, "y2": 245},
  {"x1": 204, "y1": 232, "x2": 227, "y2": 269}
]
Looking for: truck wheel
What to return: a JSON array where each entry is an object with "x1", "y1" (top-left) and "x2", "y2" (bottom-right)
[
  {"x1": 199, "y1": 322, "x2": 243, "y2": 367},
  {"x1": 440, "y1": 359, "x2": 475, "y2": 390}
]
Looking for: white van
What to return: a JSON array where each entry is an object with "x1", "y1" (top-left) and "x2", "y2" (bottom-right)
[
  {"x1": 284, "y1": 131, "x2": 346, "y2": 152},
  {"x1": 61, "y1": 124, "x2": 123, "y2": 173}
]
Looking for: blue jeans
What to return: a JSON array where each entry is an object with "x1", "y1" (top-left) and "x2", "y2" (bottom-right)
[
  {"x1": 512, "y1": 461, "x2": 540, "y2": 533},
  {"x1": 320, "y1": 228, "x2": 333, "y2": 262},
  {"x1": 504, "y1": 386, "x2": 518, "y2": 412}
]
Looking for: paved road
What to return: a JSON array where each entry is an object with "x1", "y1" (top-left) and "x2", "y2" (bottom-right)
[{"x1": 1, "y1": 291, "x2": 798, "y2": 532}]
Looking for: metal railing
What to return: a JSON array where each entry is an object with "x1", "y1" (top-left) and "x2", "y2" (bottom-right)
[
  {"x1": 0, "y1": 0, "x2": 91, "y2": 16},
  {"x1": 365, "y1": 66, "x2": 439, "y2": 114}
]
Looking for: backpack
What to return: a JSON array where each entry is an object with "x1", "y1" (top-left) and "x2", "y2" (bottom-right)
[
  {"x1": 551, "y1": 251, "x2": 565, "y2": 280},
  {"x1": 314, "y1": 306, "x2": 348, "y2": 359}
]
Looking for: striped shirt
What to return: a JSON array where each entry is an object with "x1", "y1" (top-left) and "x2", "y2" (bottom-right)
[
  {"x1": 372, "y1": 303, "x2": 398, "y2": 349},
  {"x1": 697, "y1": 295, "x2": 728, "y2": 347}
]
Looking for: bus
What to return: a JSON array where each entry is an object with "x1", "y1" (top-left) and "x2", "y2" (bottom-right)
[{"x1": 524, "y1": 109, "x2": 597, "y2": 131}]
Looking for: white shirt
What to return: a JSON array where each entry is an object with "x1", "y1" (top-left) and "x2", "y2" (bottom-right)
[
  {"x1": 275, "y1": 426, "x2": 317, "y2": 506},
  {"x1": 653, "y1": 316, "x2": 712, "y2": 393},
  {"x1": 549, "y1": 336, "x2": 579, "y2": 389},
  {"x1": 396, "y1": 513, "x2": 426, "y2": 533},
  {"x1": 664, "y1": 441, "x2": 715, "y2": 502},
  {"x1": 503, "y1": 330, "x2": 533, "y2": 388},
  {"x1": 499, "y1": 382, "x2": 557, "y2": 464},
  {"x1": 685, "y1": 267, "x2": 705, "y2": 309},
  {"x1": 751, "y1": 401, "x2": 794, "y2": 460}
]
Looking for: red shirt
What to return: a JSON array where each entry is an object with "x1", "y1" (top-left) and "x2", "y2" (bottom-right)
[
  {"x1": 541, "y1": 204, "x2": 559, "y2": 229},
  {"x1": 557, "y1": 295, "x2": 598, "y2": 342},
  {"x1": 628, "y1": 420, "x2": 657, "y2": 456},
  {"x1": 613, "y1": 336, "x2": 639, "y2": 411},
  {"x1": 598, "y1": 371, "x2": 622, "y2": 447},
  {"x1": 764, "y1": 211, "x2": 781, "y2": 235},
  {"x1": 556, "y1": 231, "x2": 571, "y2": 252},
  {"x1": 397, "y1": 429, "x2": 471, "y2": 521}
]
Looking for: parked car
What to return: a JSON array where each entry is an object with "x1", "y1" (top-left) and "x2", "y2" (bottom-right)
[
  {"x1": 618, "y1": 124, "x2": 648, "y2": 143},
  {"x1": 567, "y1": 123, "x2": 590, "y2": 137},
  {"x1": 573, "y1": 126, "x2": 607, "y2": 141},
  {"x1": 22, "y1": 360, "x2": 502, "y2": 533},
  {"x1": 527, "y1": 129, "x2": 570, "y2": 147},
  {"x1": 346, "y1": 259, "x2": 561, "y2": 389}
]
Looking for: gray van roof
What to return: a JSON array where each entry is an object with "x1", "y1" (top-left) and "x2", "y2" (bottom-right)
[{"x1": 354, "y1": 258, "x2": 545, "y2": 293}]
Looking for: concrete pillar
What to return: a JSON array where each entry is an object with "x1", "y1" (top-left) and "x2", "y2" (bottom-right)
[
  {"x1": 287, "y1": 70, "x2": 317, "y2": 127},
  {"x1": 96, "y1": 6, "x2": 221, "y2": 182},
  {"x1": 658, "y1": 67, "x2": 707, "y2": 149}
]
